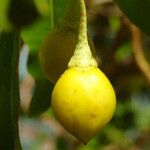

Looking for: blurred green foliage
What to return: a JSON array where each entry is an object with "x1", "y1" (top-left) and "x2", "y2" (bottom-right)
[
  {"x1": 20, "y1": 0, "x2": 150, "y2": 149},
  {"x1": 21, "y1": 0, "x2": 71, "y2": 116},
  {"x1": 1, "y1": 0, "x2": 150, "y2": 149},
  {"x1": 0, "y1": 0, "x2": 11, "y2": 29}
]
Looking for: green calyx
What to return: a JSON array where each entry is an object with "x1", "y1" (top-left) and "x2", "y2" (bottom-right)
[
  {"x1": 62, "y1": 0, "x2": 98, "y2": 68},
  {"x1": 68, "y1": 43, "x2": 98, "y2": 68}
]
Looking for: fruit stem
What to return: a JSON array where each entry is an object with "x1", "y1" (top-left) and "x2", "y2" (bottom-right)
[{"x1": 61, "y1": 0, "x2": 97, "y2": 68}]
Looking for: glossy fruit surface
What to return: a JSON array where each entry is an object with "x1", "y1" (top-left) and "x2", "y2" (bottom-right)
[{"x1": 51, "y1": 67, "x2": 116, "y2": 143}]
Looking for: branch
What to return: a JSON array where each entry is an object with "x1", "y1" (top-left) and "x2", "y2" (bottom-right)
[{"x1": 126, "y1": 19, "x2": 150, "y2": 84}]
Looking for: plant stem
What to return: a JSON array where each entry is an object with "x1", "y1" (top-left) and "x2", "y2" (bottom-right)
[
  {"x1": 130, "y1": 24, "x2": 150, "y2": 84},
  {"x1": 124, "y1": 17, "x2": 150, "y2": 84},
  {"x1": 60, "y1": 0, "x2": 97, "y2": 68}
]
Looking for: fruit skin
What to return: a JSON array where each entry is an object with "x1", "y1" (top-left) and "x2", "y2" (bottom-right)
[
  {"x1": 51, "y1": 67, "x2": 116, "y2": 144},
  {"x1": 39, "y1": 30, "x2": 97, "y2": 83}
]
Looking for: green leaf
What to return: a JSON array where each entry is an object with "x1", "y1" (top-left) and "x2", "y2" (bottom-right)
[
  {"x1": 22, "y1": 17, "x2": 53, "y2": 116},
  {"x1": 115, "y1": 0, "x2": 150, "y2": 37},
  {"x1": 0, "y1": 31, "x2": 21, "y2": 149},
  {"x1": 22, "y1": 0, "x2": 71, "y2": 51},
  {"x1": 22, "y1": 0, "x2": 71, "y2": 116},
  {"x1": 28, "y1": 79, "x2": 54, "y2": 117},
  {"x1": 22, "y1": 17, "x2": 51, "y2": 53}
]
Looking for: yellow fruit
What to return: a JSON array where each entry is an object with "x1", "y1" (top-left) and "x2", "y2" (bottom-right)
[
  {"x1": 51, "y1": 67, "x2": 116, "y2": 144},
  {"x1": 48, "y1": 0, "x2": 116, "y2": 144},
  {"x1": 39, "y1": 30, "x2": 97, "y2": 83}
]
